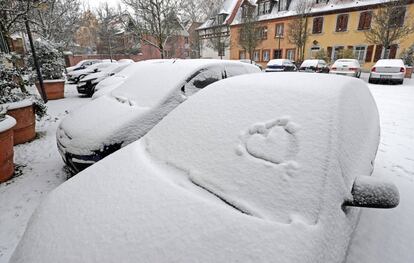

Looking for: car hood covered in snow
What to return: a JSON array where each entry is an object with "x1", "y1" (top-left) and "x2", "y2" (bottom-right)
[{"x1": 13, "y1": 73, "x2": 380, "y2": 262}]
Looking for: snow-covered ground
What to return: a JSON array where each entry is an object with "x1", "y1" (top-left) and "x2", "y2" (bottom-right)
[
  {"x1": 0, "y1": 84, "x2": 87, "y2": 262},
  {"x1": 1, "y1": 75, "x2": 414, "y2": 262}
]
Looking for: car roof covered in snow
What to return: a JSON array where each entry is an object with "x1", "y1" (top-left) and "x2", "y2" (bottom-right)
[
  {"x1": 11, "y1": 73, "x2": 380, "y2": 263},
  {"x1": 333, "y1": 59, "x2": 360, "y2": 66},
  {"x1": 267, "y1": 59, "x2": 293, "y2": 66},
  {"x1": 300, "y1": 59, "x2": 325, "y2": 67},
  {"x1": 374, "y1": 59, "x2": 405, "y2": 68}
]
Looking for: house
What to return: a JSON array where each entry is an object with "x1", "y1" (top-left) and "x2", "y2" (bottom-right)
[
  {"x1": 229, "y1": 0, "x2": 414, "y2": 70},
  {"x1": 196, "y1": 0, "x2": 242, "y2": 59}
]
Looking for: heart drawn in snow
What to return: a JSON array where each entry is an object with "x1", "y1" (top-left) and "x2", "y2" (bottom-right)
[{"x1": 238, "y1": 117, "x2": 300, "y2": 167}]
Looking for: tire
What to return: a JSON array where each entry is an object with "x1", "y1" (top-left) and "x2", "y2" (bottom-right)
[
  {"x1": 86, "y1": 84, "x2": 97, "y2": 97},
  {"x1": 368, "y1": 78, "x2": 373, "y2": 84}
]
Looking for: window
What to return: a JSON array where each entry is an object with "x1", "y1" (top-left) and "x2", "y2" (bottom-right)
[
  {"x1": 390, "y1": 7, "x2": 406, "y2": 27},
  {"x1": 274, "y1": 49, "x2": 283, "y2": 59},
  {"x1": 259, "y1": 26, "x2": 268, "y2": 40},
  {"x1": 332, "y1": 46, "x2": 344, "y2": 61},
  {"x1": 275, "y1": 23, "x2": 284, "y2": 37},
  {"x1": 239, "y1": 50, "x2": 246, "y2": 59},
  {"x1": 253, "y1": 50, "x2": 260, "y2": 61},
  {"x1": 310, "y1": 46, "x2": 321, "y2": 58},
  {"x1": 336, "y1": 14, "x2": 349, "y2": 32},
  {"x1": 262, "y1": 50, "x2": 270, "y2": 61},
  {"x1": 358, "y1": 11, "x2": 372, "y2": 30},
  {"x1": 286, "y1": 49, "x2": 295, "y2": 61},
  {"x1": 278, "y1": 0, "x2": 288, "y2": 11},
  {"x1": 217, "y1": 14, "x2": 227, "y2": 24},
  {"x1": 354, "y1": 46, "x2": 366, "y2": 62},
  {"x1": 312, "y1": 17, "x2": 324, "y2": 34},
  {"x1": 185, "y1": 37, "x2": 189, "y2": 44},
  {"x1": 258, "y1": 0, "x2": 272, "y2": 15},
  {"x1": 184, "y1": 68, "x2": 223, "y2": 96}
]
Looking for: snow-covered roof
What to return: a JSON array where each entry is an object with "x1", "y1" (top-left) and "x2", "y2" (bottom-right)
[
  {"x1": 197, "y1": 0, "x2": 240, "y2": 30},
  {"x1": 10, "y1": 73, "x2": 380, "y2": 263},
  {"x1": 232, "y1": 0, "x2": 392, "y2": 25}
]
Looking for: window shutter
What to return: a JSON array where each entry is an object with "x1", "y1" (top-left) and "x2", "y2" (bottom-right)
[
  {"x1": 365, "y1": 12, "x2": 372, "y2": 29},
  {"x1": 389, "y1": 44, "x2": 398, "y2": 59},
  {"x1": 318, "y1": 18, "x2": 323, "y2": 33},
  {"x1": 336, "y1": 16, "x2": 341, "y2": 31},
  {"x1": 358, "y1": 12, "x2": 365, "y2": 30},
  {"x1": 347, "y1": 45, "x2": 354, "y2": 50},
  {"x1": 327, "y1": 46, "x2": 333, "y2": 59},
  {"x1": 343, "y1": 15, "x2": 348, "y2": 31},
  {"x1": 313, "y1": 18, "x2": 318, "y2": 34},
  {"x1": 365, "y1": 45, "x2": 374, "y2": 62},
  {"x1": 374, "y1": 45, "x2": 383, "y2": 62}
]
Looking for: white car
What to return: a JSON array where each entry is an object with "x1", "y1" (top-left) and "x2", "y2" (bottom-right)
[
  {"x1": 265, "y1": 59, "x2": 297, "y2": 72},
  {"x1": 330, "y1": 59, "x2": 362, "y2": 78},
  {"x1": 92, "y1": 60, "x2": 165, "y2": 100},
  {"x1": 76, "y1": 61, "x2": 134, "y2": 97},
  {"x1": 57, "y1": 59, "x2": 261, "y2": 173},
  {"x1": 299, "y1": 59, "x2": 330, "y2": 73},
  {"x1": 369, "y1": 59, "x2": 406, "y2": 84},
  {"x1": 11, "y1": 73, "x2": 399, "y2": 263},
  {"x1": 66, "y1": 62, "x2": 116, "y2": 83},
  {"x1": 65, "y1": 59, "x2": 102, "y2": 73}
]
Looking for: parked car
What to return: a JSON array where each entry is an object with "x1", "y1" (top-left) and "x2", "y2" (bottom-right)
[
  {"x1": 57, "y1": 59, "x2": 261, "y2": 173},
  {"x1": 239, "y1": 59, "x2": 263, "y2": 70},
  {"x1": 65, "y1": 59, "x2": 102, "y2": 73},
  {"x1": 92, "y1": 60, "x2": 165, "y2": 100},
  {"x1": 77, "y1": 60, "x2": 134, "y2": 97},
  {"x1": 369, "y1": 59, "x2": 406, "y2": 84},
  {"x1": 66, "y1": 62, "x2": 116, "y2": 84},
  {"x1": 330, "y1": 59, "x2": 362, "y2": 78},
  {"x1": 299, "y1": 59, "x2": 330, "y2": 73},
  {"x1": 265, "y1": 59, "x2": 297, "y2": 72},
  {"x1": 11, "y1": 73, "x2": 399, "y2": 263}
]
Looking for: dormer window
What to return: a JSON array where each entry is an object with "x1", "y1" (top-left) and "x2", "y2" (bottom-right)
[
  {"x1": 278, "y1": 0, "x2": 291, "y2": 11},
  {"x1": 217, "y1": 14, "x2": 228, "y2": 25},
  {"x1": 241, "y1": 4, "x2": 255, "y2": 18},
  {"x1": 258, "y1": 0, "x2": 272, "y2": 15},
  {"x1": 315, "y1": 0, "x2": 329, "y2": 4}
]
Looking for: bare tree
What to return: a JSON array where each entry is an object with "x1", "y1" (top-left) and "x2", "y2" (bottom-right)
[
  {"x1": 365, "y1": 0, "x2": 414, "y2": 59},
  {"x1": 237, "y1": 4, "x2": 264, "y2": 63},
  {"x1": 0, "y1": 0, "x2": 48, "y2": 51},
  {"x1": 96, "y1": 3, "x2": 121, "y2": 60},
  {"x1": 287, "y1": 1, "x2": 313, "y2": 63},
  {"x1": 207, "y1": 25, "x2": 230, "y2": 59},
  {"x1": 122, "y1": 0, "x2": 182, "y2": 58},
  {"x1": 31, "y1": 0, "x2": 81, "y2": 48},
  {"x1": 179, "y1": 0, "x2": 224, "y2": 23}
]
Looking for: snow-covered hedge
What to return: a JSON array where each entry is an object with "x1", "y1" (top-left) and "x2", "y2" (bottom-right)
[
  {"x1": 400, "y1": 44, "x2": 414, "y2": 66},
  {"x1": 28, "y1": 39, "x2": 65, "y2": 80},
  {"x1": 0, "y1": 53, "x2": 47, "y2": 118}
]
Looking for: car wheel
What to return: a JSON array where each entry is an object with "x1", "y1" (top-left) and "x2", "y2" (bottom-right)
[
  {"x1": 87, "y1": 84, "x2": 97, "y2": 97},
  {"x1": 368, "y1": 78, "x2": 373, "y2": 84},
  {"x1": 399, "y1": 79, "x2": 404, "y2": 85}
]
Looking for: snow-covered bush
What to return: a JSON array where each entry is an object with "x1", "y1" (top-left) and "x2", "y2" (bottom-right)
[
  {"x1": 315, "y1": 49, "x2": 330, "y2": 62},
  {"x1": 0, "y1": 106, "x2": 6, "y2": 121},
  {"x1": 0, "y1": 53, "x2": 47, "y2": 118},
  {"x1": 28, "y1": 39, "x2": 65, "y2": 80},
  {"x1": 400, "y1": 44, "x2": 414, "y2": 66}
]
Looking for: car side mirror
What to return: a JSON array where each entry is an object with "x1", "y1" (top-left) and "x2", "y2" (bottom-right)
[
  {"x1": 110, "y1": 73, "x2": 115, "y2": 76},
  {"x1": 343, "y1": 176, "x2": 399, "y2": 209}
]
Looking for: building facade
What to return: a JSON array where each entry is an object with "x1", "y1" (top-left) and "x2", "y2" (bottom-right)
[{"x1": 227, "y1": 0, "x2": 414, "y2": 70}]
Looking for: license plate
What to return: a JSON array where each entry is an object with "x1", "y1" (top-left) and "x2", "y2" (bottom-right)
[{"x1": 380, "y1": 75, "x2": 391, "y2": 79}]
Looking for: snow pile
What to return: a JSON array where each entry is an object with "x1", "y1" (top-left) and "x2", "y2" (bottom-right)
[
  {"x1": 0, "y1": 115, "x2": 16, "y2": 133},
  {"x1": 11, "y1": 73, "x2": 380, "y2": 262}
]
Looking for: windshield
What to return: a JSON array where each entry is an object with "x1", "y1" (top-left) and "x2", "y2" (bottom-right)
[{"x1": 111, "y1": 60, "x2": 224, "y2": 108}]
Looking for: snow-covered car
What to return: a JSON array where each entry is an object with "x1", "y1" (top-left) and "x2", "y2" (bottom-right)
[
  {"x1": 76, "y1": 61, "x2": 134, "y2": 97},
  {"x1": 57, "y1": 59, "x2": 261, "y2": 173},
  {"x1": 265, "y1": 59, "x2": 297, "y2": 72},
  {"x1": 92, "y1": 60, "x2": 164, "y2": 99},
  {"x1": 66, "y1": 62, "x2": 116, "y2": 84},
  {"x1": 66, "y1": 59, "x2": 113, "y2": 73},
  {"x1": 11, "y1": 73, "x2": 399, "y2": 263},
  {"x1": 299, "y1": 59, "x2": 330, "y2": 73},
  {"x1": 330, "y1": 59, "x2": 362, "y2": 78},
  {"x1": 369, "y1": 59, "x2": 406, "y2": 84},
  {"x1": 239, "y1": 59, "x2": 263, "y2": 70},
  {"x1": 65, "y1": 59, "x2": 102, "y2": 73}
]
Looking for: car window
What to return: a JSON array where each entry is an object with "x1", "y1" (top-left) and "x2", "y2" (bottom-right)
[
  {"x1": 225, "y1": 64, "x2": 248, "y2": 78},
  {"x1": 183, "y1": 67, "x2": 223, "y2": 96}
]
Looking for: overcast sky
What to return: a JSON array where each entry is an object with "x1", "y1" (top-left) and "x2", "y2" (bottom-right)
[{"x1": 82, "y1": 0, "x2": 124, "y2": 10}]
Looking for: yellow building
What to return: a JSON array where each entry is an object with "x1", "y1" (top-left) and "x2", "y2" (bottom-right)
[
  {"x1": 228, "y1": 0, "x2": 414, "y2": 70},
  {"x1": 305, "y1": 3, "x2": 414, "y2": 70}
]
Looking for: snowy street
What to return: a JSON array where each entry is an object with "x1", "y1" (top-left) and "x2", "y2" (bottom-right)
[{"x1": 1, "y1": 75, "x2": 414, "y2": 262}]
